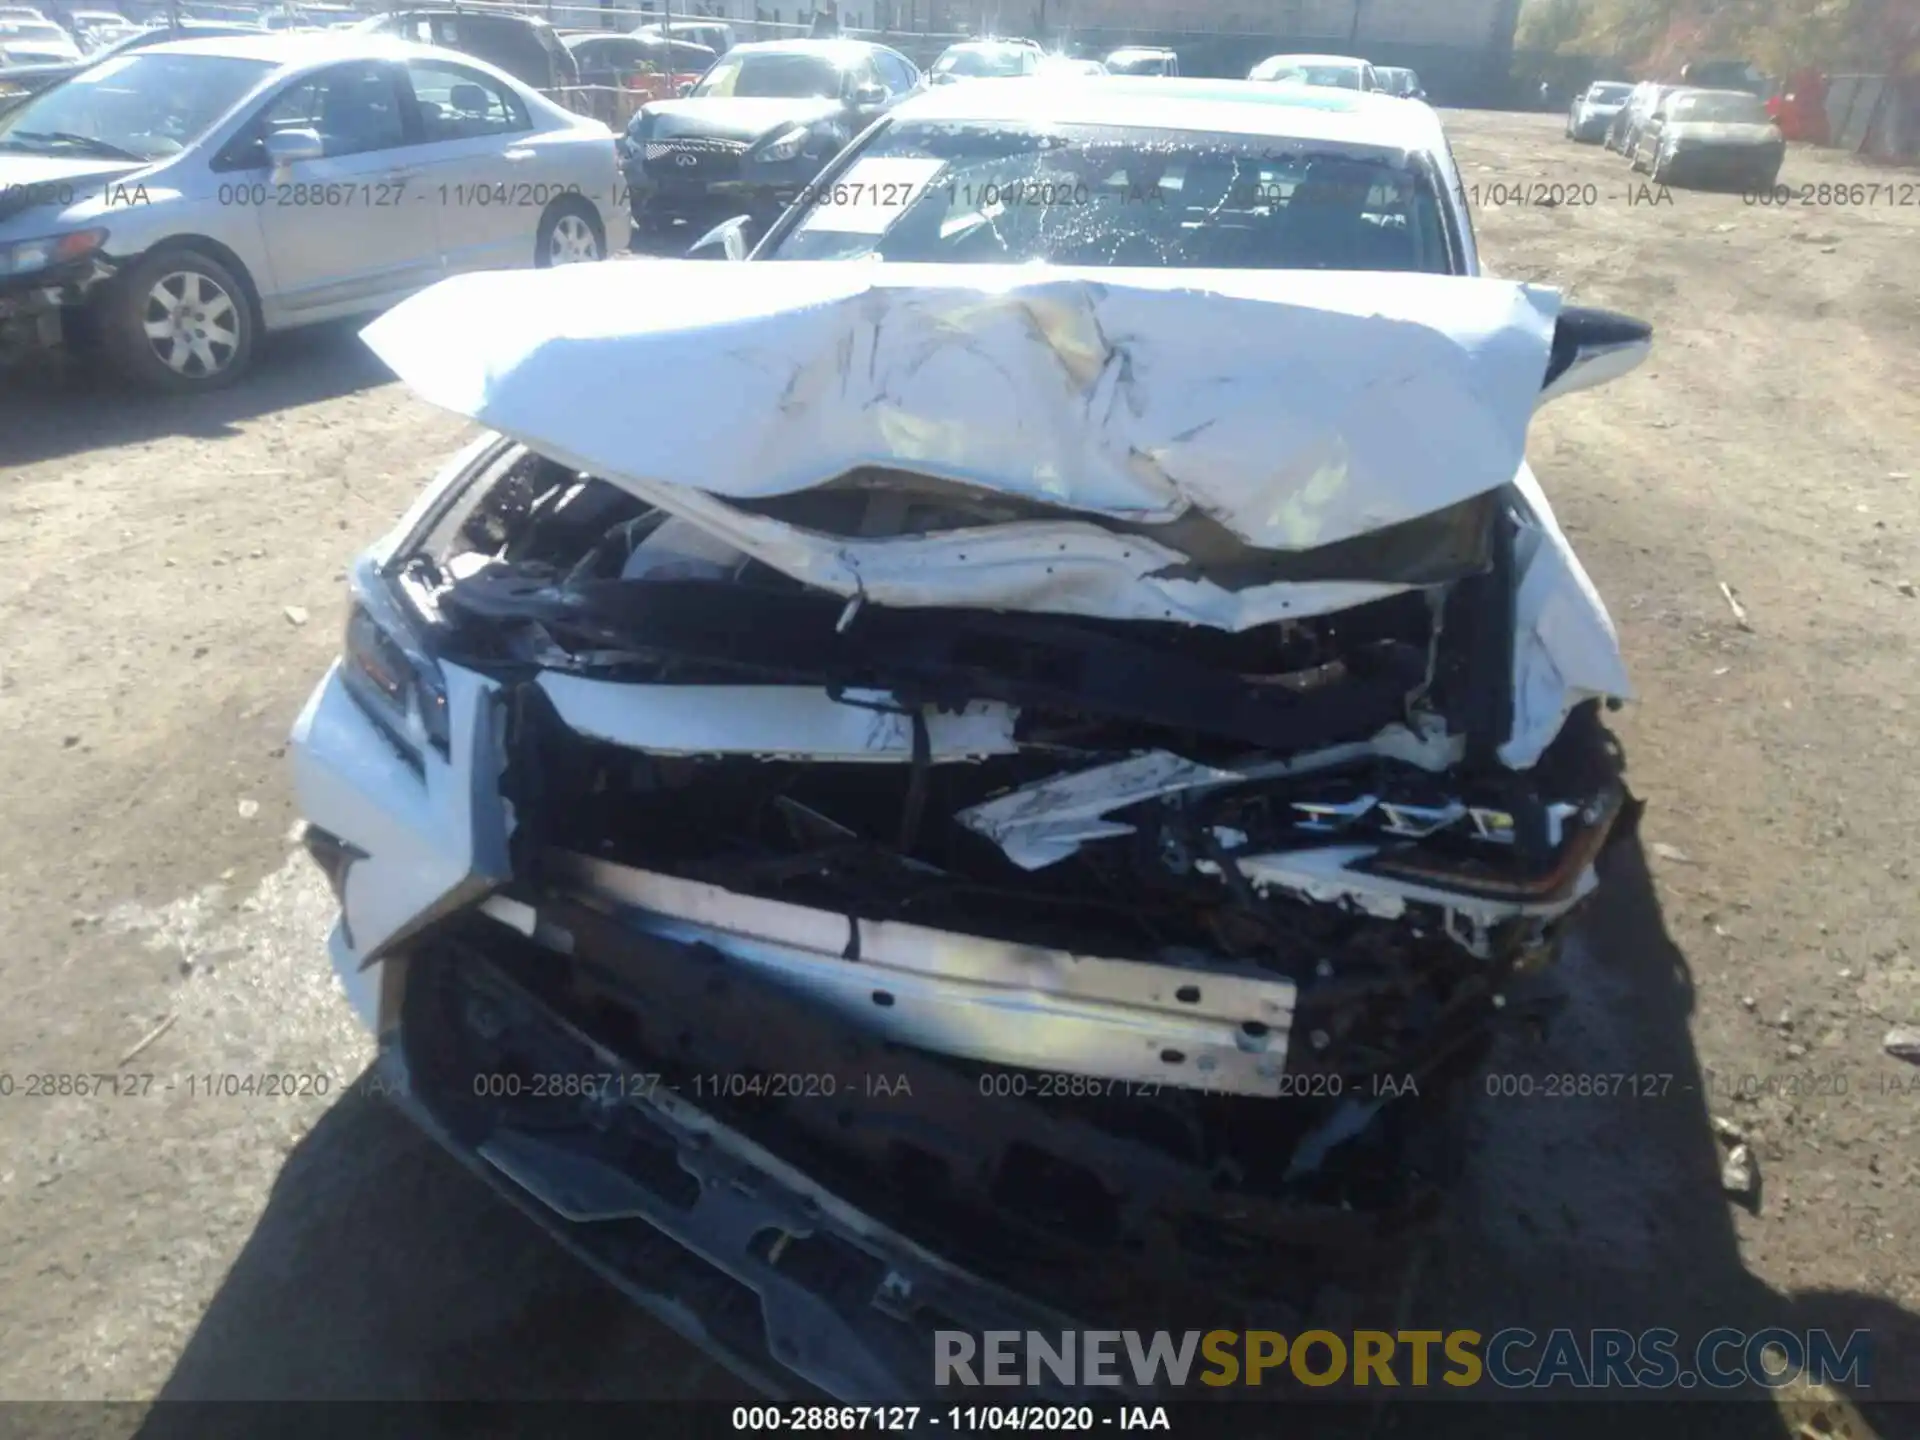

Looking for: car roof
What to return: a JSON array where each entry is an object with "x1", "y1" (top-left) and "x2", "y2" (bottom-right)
[
  {"x1": 889, "y1": 75, "x2": 1443, "y2": 150},
  {"x1": 941, "y1": 39, "x2": 1027, "y2": 50},
  {"x1": 1670, "y1": 86, "x2": 1762, "y2": 101},
  {"x1": 1255, "y1": 53, "x2": 1370, "y2": 67},
  {"x1": 1106, "y1": 45, "x2": 1173, "y2": 55},
  {"x1": 725, "y1": 37, "x2": 885, "y2": 58},
  {"x1": 375, "y1": 7, "x2": 551, "y2": 25},
  {"x1": 133, "y1": 30, "x2": 525, "y2": 69}
]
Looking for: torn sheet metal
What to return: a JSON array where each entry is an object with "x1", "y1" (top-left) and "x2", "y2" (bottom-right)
[
  {"x1": 550, "y1": 850, "x2": 1298, "y2": 1096},
  {"x1": 958, "y1": 751, "x2": 1245, "y2": 871},
  {"x1": 1501, "y1": 462, "x2": 1635, "y2": 768},
  {"x1": 956, "y1": 724, "x2": 1463, "y2": 871},
  {"x1": 537, "y1": 676, "x2": 1020, "y2": 761},
  {"x1": 1220, "y1": 845, "x2": 1600, "y2": 956},
  {"x1": 361, "y1": 262, "x2": 1558, "y2": 629}
]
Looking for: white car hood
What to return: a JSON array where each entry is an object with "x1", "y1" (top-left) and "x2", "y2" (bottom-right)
[
  {"x1": 366, "y1": 260, "x2": 1554, "y2": 590},
  {"x1": 363, "y1": 262, "x2": 1630, "y2": 763}
]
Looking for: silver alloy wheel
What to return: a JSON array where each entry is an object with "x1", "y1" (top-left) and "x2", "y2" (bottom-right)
[
  {"x1": 548, "y1": 213, "x2": 602, "y2": 265},
  {"x1": 141, "y1": 269, "x2": 240, "y2": 378}
]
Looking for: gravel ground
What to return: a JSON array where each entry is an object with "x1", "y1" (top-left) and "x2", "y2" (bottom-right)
[{"x1": 0, "y1": 108, "x2": 1916, "y2": 1435}]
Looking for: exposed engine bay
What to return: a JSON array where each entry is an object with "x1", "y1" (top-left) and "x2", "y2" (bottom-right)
[
  {"x1": 294, "y1": 265, "x2": 1649, "y2": 1396},
  {"x1": 335, "y1": 440, "x2": 1630, "y2": 1326}
]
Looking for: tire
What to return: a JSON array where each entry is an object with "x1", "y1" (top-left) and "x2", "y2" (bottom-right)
[
  {"x1": 535, "y1": 196, "x2": 606, "y2": 268},
  {"x1": 103, "y1": 245, "x2": 255, "y2": 393}
]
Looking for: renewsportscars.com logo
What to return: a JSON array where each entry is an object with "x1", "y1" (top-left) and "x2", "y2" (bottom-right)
[{"x1": 933, "y1": 1328, "x2": 1873, "y2": 1391}]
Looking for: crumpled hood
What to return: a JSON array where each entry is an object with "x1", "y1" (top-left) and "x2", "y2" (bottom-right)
[
  {"x1": 638, "y1": 96, "x2": 844, "y2": 142},
  {"x1": 363, "y1": 261, "x2": 1629, "y2": 764},
  {"x1": 364, "y1": 261, "x2": 1557, "y2": 555}
]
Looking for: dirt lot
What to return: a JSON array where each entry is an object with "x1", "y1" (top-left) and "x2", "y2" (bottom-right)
[{"x1": 0, "y1": 109, "x2": 1917, "y2": 1432}]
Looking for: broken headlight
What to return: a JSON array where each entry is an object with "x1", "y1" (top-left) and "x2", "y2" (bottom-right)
[{"x1": 340, "y1": 557, "x2": 450, "y2": 760}]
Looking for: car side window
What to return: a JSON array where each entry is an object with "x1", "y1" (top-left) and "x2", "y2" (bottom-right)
[
  {"x1": 875, "y1": 49, "x2": 915, "y2": 93},
  {"x1": 842, "y1": 52, "x2": 880, "y2": 98},
  {"x1": 214, "y1": 61, "x2": 408, "y2": 169},
  {"x1": 870, "y1": 49, "x2": 900, "y2": 92},
  {"x1": 406, "y1": 59, "x2": 532, "y2": 141}
]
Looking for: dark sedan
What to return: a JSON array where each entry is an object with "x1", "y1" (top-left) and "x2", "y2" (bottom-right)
[
  {"x1": 1631, "y1": 87, "x2": 1784, "y2": 188},
  {"x1": 620, "y1": 38, "x2": 921, "y2": 237}
]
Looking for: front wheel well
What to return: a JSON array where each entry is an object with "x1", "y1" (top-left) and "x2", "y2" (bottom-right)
[
  {"x1": 106, "y1": 234, "x2": 265, "y2": 331},
  {"x1": 534, "y1": 194, "x2": 606, "y2": 266}
]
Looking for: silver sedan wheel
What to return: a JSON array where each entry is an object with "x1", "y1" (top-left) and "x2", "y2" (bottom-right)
[
  {"x1": 141, "y1": 269, "x2": 241, "y2": 378},
  {"x1": 548, "y1": 213, "x2": 602, "y2": 265}
]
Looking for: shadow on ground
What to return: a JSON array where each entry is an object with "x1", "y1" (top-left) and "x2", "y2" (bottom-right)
[
  {"x1": 132, "y1": 1082, "x2": 736, "y2": 1406},
  {"x1": 124, "y1": 835, "x2": 1918, "y2": 1437},
  {"x1": 0, "y1": 320, "x2": 393, "y2": 469}
]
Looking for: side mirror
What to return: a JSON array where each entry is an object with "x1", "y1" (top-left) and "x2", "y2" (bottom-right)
[
  {"x1": 687, "y1": 213, "x2": 751, "y2": 260},
  {"x1": 264, "y1": 127, "x2": 323, "y2": 168},
  {"x1": 851, "y1": 81, "x2": 887, "y2": 108},
  {"x1": 1540, "y1": 305, "x2": 1652, "y2": 405},
  {"x1": 676, "y1": 80, "x2": 695, "y2": 96}
]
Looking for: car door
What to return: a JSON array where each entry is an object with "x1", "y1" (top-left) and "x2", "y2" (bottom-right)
[
  {"x1": 400, "y1": 56, "x2": 544, "y2": 275},
  {"x1": 215, "y1": 59, "x2": 440, "y2": 315},
  {"x1": 1636, "y1": 96, "x2": 1669, "y2": 165}
]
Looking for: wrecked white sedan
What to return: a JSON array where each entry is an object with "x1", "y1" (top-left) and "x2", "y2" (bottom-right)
[{"x1": 291, "y1": 81, "x2": 1652, "y2": 1400}]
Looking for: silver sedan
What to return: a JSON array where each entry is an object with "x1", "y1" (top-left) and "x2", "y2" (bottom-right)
[{"x1": 0, "y1": 31, "x2": 629, "y2": 389}]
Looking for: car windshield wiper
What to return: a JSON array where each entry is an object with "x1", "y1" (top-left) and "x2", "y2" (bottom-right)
[{"x1": 8, "y1": 129, "x2": 146, "y2": 160}]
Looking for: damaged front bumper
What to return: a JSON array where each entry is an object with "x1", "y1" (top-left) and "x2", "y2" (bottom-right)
[
  {"x1": 292, "y1": 461, "x2": 1629, "y2": 1399},
  {"x1": 370, "y1": 926, "x2": 1123, "y2": 1403},
  {"x1": 0, "y1": 253, "x2": 107, "y2": 359}
]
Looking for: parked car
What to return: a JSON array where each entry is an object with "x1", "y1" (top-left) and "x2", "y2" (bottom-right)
[
  {"x1": 928, "y1": 38, "x2": 1040, "y2": 84},
  {"x1": 356, "y1": 9, "x2": 579, "y2": 100},
  {"x1": 1035, "y1": 54, "x2": 1105, "y2": 78},
  {"x1": 619, "y1": 38, "x2": 921, "y2": 236},
  {"x1": 1373, "y1": 64, "x2": 1424, "y2": 99},
  {"x1": 634, "y1": 20, "x2": 734, "y2": 58},
  {"x1": 299, "y1": 76, "x2": 1648, "y2": 1401},
  {"x1": 0, "y1": 19, "x2": 262, "y2": 104},
  {"x1": 1247, "y1": 52, "x2": 1381, "y2": 91},
  {"x1": 565, "y1": 30, "x2": 714, "y2": 97},
  {"x1": 0, "y1": 16, "x2": 80, "y2": 63},
  {"x1": 1101, "y1": 44, "x2": 1176, "y2": 76},
  {"x1": 1631, "y1": 86, "x2": 1783, "y2": 188},
  {"x1": 1565, "y1": 79, "x2": 1631, "y2": 142},
  {"x1": 0, "y1": 32, "x2": 625, "y2": 388},
  {"x1": 68, "y1": 10, "x2": 143, "y2": 53},
  {"x1": 1605, "y1": 79, "x2": 1671, "y2": 154},
  {"x1": 0, "y1": 5, "x2": 48, "y2": 18}
]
